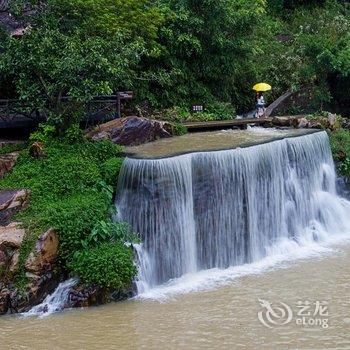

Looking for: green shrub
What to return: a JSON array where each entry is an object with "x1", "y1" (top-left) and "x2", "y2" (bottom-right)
[
  {"x1": 82, "y1": 220, "x2": 139, "y2": 249},
  {"x1": 206, "y1": 101, "x2": 235, "y2": 120},
  {"x1": 29, "y1": 124, "x2": 56, "y2": 144},
  {"x1": 172, "y1": 123, "x2": 188, "y2": 136},
  {"x1": 102, "y1": 157, "x2": 125, "y2": 187},
  {"x1": 39, "y1": 191, "x2": 110, "y2": 261},
  {"x1": 64, "y1": 123, "x2": 85, "y2": 144},
  {"x1": 329, "y1": 129, "x2": 350, "y2": 177},
  {"x1": 0, "y1": 143, "x2": 27, "y2": 155},
  {"x1": 69, "y1": 242, "x2": 137, "y2": 289},
  {"x1": 0, "y1": 133, "x2": 127, "y2": 286},
  {"x1": 154, "y1": 102, "x2": 235, "y2": 123}
]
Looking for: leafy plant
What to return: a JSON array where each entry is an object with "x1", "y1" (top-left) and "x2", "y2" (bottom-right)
[
  {"x1": 0, "y1": 133, "x2": 128, "y2": 287},
  {"x1": 0, "y1": 143, "x2": 27, "y2": 155},
  {"x1": 69, "y1": 242, "x2": 137, "y2": 289},
  {"x1": 81, "y1": 220, "x2": 139, "y2": 249},
  {"x1": 172, "y1": 123, "x2": 188, "y2": 136},
  {"x1": 29, "y1": 124, "x2": 56, "y2": 144},
  {"x1": 102, "y1": 157, "x2": 125, "y2": 187},
  {"x1": 329, "y1": 128, "x2": 350, "y2": 177},
  {"x1": 339, "y1": 157, "x2": 350, "y2": 175}
]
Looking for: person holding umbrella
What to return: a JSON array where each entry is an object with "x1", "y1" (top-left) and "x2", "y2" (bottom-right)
[{"x1": 253, "y1": 83, "x2": 271, "y2": 118}]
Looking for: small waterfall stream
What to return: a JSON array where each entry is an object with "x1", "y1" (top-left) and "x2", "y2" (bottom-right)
[
  {"x1": 116, "y1": 131, "x2": 350, "y2": 291},
  {"x1": 24, "y1": 279, "x2": 77, "y2": 317}
]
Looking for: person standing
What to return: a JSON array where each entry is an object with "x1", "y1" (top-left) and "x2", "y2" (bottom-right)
[{"x1": 255, "y1": 92, "x2": 266, "y2": 118}]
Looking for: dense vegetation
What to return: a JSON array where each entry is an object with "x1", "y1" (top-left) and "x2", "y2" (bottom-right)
[
  {"x1": 330, "y1": 129, "x2": 350, "y2": 177},
  {"x1": 0, "y1": 0, "x2": 350, "y2": 295},
  {"x1": 0, "y1": 0, "x2": 349, "y2": 124},
  {"x1": 0, "y1": 126, "x2": 137, "y2": 290}
]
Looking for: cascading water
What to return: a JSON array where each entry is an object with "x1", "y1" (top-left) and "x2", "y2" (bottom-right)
[
  {"x1": 23, "y1": 279, "x2": 77, "y2": 317},
  {"x1": 116, "y1": 131, "x2": 350, "y2": 292}
]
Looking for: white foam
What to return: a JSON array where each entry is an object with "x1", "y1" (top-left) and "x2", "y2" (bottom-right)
[
  {"x1": 22, "y1": 278, "x2": 77, "y2": 318},
  {"x1": 136, "y1": 233, "x2": 350, "y2": 301}
]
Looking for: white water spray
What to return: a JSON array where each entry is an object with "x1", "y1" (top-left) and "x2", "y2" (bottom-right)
[{"x1": 23, "y1": 278, "x2": 77, "y2": 317}]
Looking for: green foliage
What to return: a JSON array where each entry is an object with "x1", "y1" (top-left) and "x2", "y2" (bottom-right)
[
  {"x1": 172, "y1": 123, "x2": 188, "y2": 136},
  {"x1": 329, "y1": 129, "x2": 350, "y2": 176},
  {"x1": 1, "y1": 0, "x2": 349, "y2": 123},
  {"x1": 69, "y1": 242, "x2": 137, "y2": 289},
  {"x1": 14, "y1": 234, "x2": 37, "y2": 293},
  {"x1": 140, "y1": 0, "x2": 266, "y2": 109},
  {"x1": 339, "y1": 157, "x2": 350, "y2": 175},
  {"x1": 268, "y1": 0, "x2": 325, "y2": 12},
  {"x1": 102, "y1": 157, "x2": 125, "y2": 187},
  {"x1": 64, "y1": 123, "x2": 85, "y2": 144},
  {"x1": 155, "y1": 102, "x2": 235, "y2": 123},
  {"x1": 29, "y1": 124, "x2": 56, "y2": 144},
  {"x1": 0, "y1": 143, "x2": 27, "y2": 155},
  {"x1": 0, "y1": 0, "x2": 164, "y2": 131},
  {"x1": 255, "y1": 1, "x2": 350, "y2": 112},
  {"x1": 81, "y1": 220, "x2": 139, "y2": 249},
  {"x1": 0, "y1": 132, "x2": 132, "y2": 289}
]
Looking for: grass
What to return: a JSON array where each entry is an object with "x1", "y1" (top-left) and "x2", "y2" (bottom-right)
[{"x1": 0, "y1": 133, "x2": 136, "y2": 291}]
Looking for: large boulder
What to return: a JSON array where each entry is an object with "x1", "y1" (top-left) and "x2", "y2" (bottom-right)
[
  {"x1": 25, "y1": 229, "x2": 59, "y2": 273},
  {"x1": 0, "y1": 152, "x2": 19, "y2": 179},
  {"x1": 87, "y1": 116, "x2": 173, "y2": 146},
  {"x1": 0, "y1": 189, "x2": 30, "y2": 226}
]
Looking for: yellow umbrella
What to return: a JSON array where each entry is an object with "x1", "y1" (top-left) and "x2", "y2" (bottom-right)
[{"x1": 253, "y1": 83, "x2": 272, "y2": 92}]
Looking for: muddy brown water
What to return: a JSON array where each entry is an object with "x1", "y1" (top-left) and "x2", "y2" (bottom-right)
[
  {"x1": 124, "y1": 128, "x2": 318, "y2": 159},
  {"x1": 1, "y1": 243, "x2": 350, "y2": 350}
]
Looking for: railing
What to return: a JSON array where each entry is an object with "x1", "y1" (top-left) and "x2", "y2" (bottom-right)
[{"x1": 0, "y1": 96, "x2": 120, "y2": 128}]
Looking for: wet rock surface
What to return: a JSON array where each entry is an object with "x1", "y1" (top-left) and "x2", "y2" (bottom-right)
[{"x1": 67, "y1": 283, "x2": 134, "y2": 309}]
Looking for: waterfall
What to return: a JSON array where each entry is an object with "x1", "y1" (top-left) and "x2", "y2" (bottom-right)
[
  {"x1": 116, "y1": 131, "x2": 350, "y2": 291},
  {"x1": 23, "y1": 279, "x2": 77, "y2": 317}
]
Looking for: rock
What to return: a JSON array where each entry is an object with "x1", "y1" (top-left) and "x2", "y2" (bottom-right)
[
  {"x1": 298, "y1": 118, "x2": 309, "y2": 128},
  {"x1": 0, "y1": 222, "x2": 25, "y2": 250},
  {"x1": 271, "y1": 116, "x2": 292, "y2": 127},
  {"x1": 86, "y1": 116, "x2": 173, "y2": 146},
  {"x1": 29, "y1": 142, "x2": 44, "y2": 158},
  {"x1": 25, "y1": 229, "x2": 59, "y2": 273},
  {"x1": 308, "y1": 120, "x2": 323, "y2": 129},
  {"x1": 0, "y1": 152, "x2": 19, "y2": 179},
  {"x1": 67, "y1": 283, "x2": 134, "y2": 309},
  {"x1": 342, "y1": 118, "x2": 350, "y2": 130},
  {"x1": 292, "y1": 117, "x2": 309, "y2": 129},
  {"x1": 8, "y1": 272, "x2": 62, "y2": 314},
  {"x1": 0, "y1": 189, "x2": 30, "y2": 225},
  {"x1": 327, "y1": 113, "x2": 337, "y2": 128},
  {"x1": 9, "y1": 251, "x2": 20, "y2": 273},
  {"x1": 0, "y1": 250, "x2": 6, "y2": 267},
  {"x1": 0, "y1": 288, "x2": 10, "y2": 315}
]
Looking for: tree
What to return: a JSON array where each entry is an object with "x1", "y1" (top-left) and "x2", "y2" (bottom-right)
[
  {"x1": 138, "y1": 0, "x2": 266, "y2": 110},
  {"x1": 0, "y1": 0, "x2": 164, "y2": 131}
]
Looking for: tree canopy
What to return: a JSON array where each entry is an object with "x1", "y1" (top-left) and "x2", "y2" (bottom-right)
[{"x1": 0, "y1": 0, "x2": 349, "y2": 127}]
